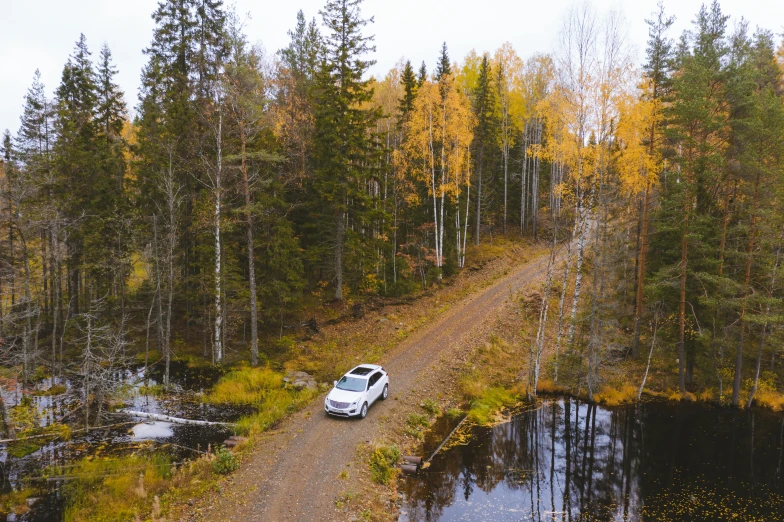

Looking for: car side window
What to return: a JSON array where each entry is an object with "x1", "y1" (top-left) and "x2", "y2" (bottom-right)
[{"x1": 369, "y1": 373, "x2": 379, "y2": 387}]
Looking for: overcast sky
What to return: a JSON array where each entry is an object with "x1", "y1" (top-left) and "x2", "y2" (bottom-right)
[{"x1": 3, "y1": 0, "x2": 783, "y2": 134}]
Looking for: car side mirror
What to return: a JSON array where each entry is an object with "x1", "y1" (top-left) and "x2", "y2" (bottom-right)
[{"x1": 333, "y1": 381, "x2": 337, "y2": 387}]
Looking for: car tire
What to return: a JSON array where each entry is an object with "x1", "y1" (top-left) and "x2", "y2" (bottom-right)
[
  {"x1": 381, "y1": 384, "x2": 389, "y2": 400},
  {"x1": 360, "y1": 402, "x2": 368, "y2": 419}
]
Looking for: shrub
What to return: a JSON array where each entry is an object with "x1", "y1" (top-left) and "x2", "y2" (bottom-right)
[
  {"x1": 369, "y1": 445, "x2": 400, "y2": 485},
  {"x1": 212, "y1": 447, "x2": 239, "y2": 475}
]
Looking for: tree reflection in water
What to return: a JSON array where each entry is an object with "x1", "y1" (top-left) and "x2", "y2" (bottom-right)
[{"x1": 400, "y1": 397, "x2": 784, "y2": 521}]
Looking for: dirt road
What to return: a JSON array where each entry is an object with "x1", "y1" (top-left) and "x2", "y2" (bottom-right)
[{"x1": 187, "y1": 252, "x2": 550, "y2": 521}]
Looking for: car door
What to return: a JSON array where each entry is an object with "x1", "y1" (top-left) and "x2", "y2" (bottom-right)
[{"x1": 367, "y1": 372, "x2": 381, "y2": 403}]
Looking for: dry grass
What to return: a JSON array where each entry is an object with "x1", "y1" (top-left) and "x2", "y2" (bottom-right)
[
  {"x1": 536, "y1": 378, "x2": 567, "y2": 394},
  {"x1": 593, "y1": 384, "x2": 639, "y2": 406},
  {"x1": 56, "y1": 453, "x2": 175, "y2": 522},
  {"x1": 753, "y1": 390, "x2": 784, "y2": 411}
]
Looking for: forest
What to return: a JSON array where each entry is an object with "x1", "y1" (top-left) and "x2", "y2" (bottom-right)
[{"x1": 1, "y1": 0, "x2": 784, "y2": 500}]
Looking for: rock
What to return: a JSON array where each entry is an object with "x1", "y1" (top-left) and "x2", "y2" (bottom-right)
[{"x1": 398, "y1": 510, "x2": 410, "y2": 522}]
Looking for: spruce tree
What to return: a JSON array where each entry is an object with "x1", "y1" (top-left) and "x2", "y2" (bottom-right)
[
  {"x1": 54, "y1": 34, "x2": 100, "y2": 314},
  {"x1": 471, "y1": 54, "x2": 498, "y2": 245},
  {"x1": 398, "y1": 60, "x2": 417, "y2": 125},
  {"x1": 312, "y1": 0, "x2": 381, "y2": 300},
  {"x1": 417, "y1": 61, "x2": 427, "y2": 86},
  {"x1": 435, "y1": 42, "x2": 451, "y2": 80}
]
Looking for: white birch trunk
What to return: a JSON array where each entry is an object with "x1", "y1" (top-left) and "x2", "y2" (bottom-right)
[{"x1": 214, "y1": 105, "x2": 223, "y2": 363}]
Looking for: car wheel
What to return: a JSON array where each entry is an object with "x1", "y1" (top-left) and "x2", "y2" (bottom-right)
[
  {"x1": 381, "y1": 384, "x2": 389, "y2": 400},
  {"x1": 360, "y1": 402, "x2": 368, "y2": 419}
]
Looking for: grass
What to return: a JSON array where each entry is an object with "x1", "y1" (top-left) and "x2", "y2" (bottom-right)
[
  {"x1": 368, "y1": 445, "x2": 400, "y2": 485},
  {"x1": 207, "y1": 365, "x2": 285, "y2": 407},
  {"x1": 536, "y1": 378, "x2": 568, "y2": 394},
  {"x1": 206, "y1": 366, "x2": 318, "y2": 437},
  {"x1": 753, "y1": 390, "x2": 784, "y2": 411},
  {"x1": 420, "y1": 399, "x2": 440, "y2": 416},
  {"x1": 404, "y1": 413, "x2": 431, "y2": 440},
  {"x1": 446, "y1": 407, "x2": 464, "y2": 419},
  {"x1": 593, "y1": 384, "x2": 639, "y2": 406},
  {"x1": 53, "y1": 453, "x2": 174, "y2": 522},
  {"x1": 0, "y1": 487, "x2": 37, "y2": 516}
]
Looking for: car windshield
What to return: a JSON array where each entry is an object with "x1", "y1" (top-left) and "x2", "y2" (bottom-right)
[{"x1": 336, "y1": 376, "x2": 366, "y2": 392}]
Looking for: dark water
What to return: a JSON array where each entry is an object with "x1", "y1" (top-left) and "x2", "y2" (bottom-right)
[
  {"x1": 0, "y1": 361, "x2": 239, "y2": 521},
  {"x1": 400, "y1": 398, "x2": 784, "y2": 521}
]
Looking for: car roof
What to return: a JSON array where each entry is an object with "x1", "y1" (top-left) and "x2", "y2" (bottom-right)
[{"x1": 347, "y1": 364, "x2": 381, "y2": 377}]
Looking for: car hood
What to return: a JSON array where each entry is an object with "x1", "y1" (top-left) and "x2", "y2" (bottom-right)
[{"x1": 327, "y1": 388, "x2": 363, "y2": 403}]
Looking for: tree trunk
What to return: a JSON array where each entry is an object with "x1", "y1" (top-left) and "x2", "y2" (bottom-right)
[
  {"x1": 567, "y1": 195, "x2": 588, "y2": 346},
  {"x1": 631, "y1": 180, "x2": 651, "y2": 356},
  {"x1": 639, "y1": 310, "x2": 659, "y2": 400},
  {"x1": 747, "y1": 248, "x2": 780, "y2": 408},
  {"x1": 678, "y1": 207, "x2": 689, "y2": 394},
  {"x1": 474, "y1": 149, "x2": 483, "y2": 246},
  {"x1": 733, "y1": 174, "x2": 760, "y2": 406},
  {"x1": 214, "y1": 106, "x2": 223, "y2": 364},
  {"x1": 335, "y1": 213, "x2": 345, "y2": 301},
  {"x1": 239, "y1": 125, "x2": 259, "y2": 366},
  {"x1": 554, "y1": 213, "x2": 579, "y2": 384}
]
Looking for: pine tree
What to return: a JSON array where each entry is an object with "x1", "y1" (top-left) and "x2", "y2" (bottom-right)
[
  {"x1": 658, "y1": 0, "x2": 730, "y2": 393},
  {"x1": 631, "y1": 2, "x2": 674, "y2": 356}
]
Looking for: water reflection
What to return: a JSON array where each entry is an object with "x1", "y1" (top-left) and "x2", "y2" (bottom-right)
[{"x1": 401, "y1": 398, "x2": 784, "y2": 521}]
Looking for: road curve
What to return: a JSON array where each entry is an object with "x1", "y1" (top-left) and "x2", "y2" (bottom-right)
[{"x1": 191, "y1": 251, "x2": 550, "y2": 522}]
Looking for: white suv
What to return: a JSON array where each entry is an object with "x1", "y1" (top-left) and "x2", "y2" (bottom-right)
[{"x1": 325, "y1": 364, "x2": 389, "y2": 419}]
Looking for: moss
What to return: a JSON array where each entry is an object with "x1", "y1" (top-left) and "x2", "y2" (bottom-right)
[
  {"x1": 33, "y1": 384, "x2": 67, "y2": 396},
  {"x1": 466, "y1": 387, "x2": 520, "y2": 426}
]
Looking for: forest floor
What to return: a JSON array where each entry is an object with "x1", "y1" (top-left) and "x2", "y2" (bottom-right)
[{"x1": 171, "y1": 241, "x2": 552, "y2": 522}]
